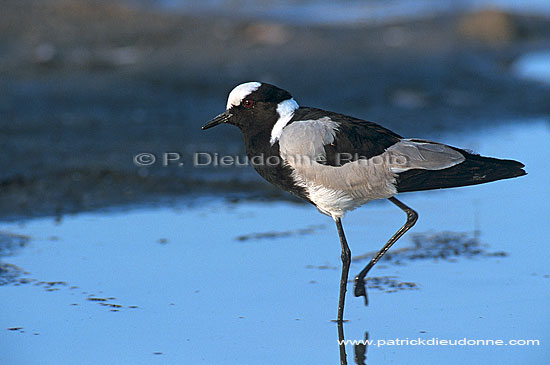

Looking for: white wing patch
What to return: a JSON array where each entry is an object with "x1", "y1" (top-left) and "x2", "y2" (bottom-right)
[
  {"x1": 386, "y1": 139, "x2": 465, "y2": 173},
  {"x1": 226, "y1": 82, "x2": 261, "y2": 109}
]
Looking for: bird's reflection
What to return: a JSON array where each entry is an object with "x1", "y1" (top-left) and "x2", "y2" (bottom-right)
[
  {"x1": 354, "y1": 331, "x2": 368, "y2": 365},
  {"x1": 337, "y1": 321, "x2": 368, "y2": 365}
]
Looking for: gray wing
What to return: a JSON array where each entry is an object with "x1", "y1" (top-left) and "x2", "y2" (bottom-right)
[
  {"x1": 386, "y1": 139, "x2": 465, "y2": 173},
  {"x1": 278, "y1": 118, "x2": 466, "y2": 215},
  {"x1": 278, "y1": 117, "x2": 339, "y2": 162},
  {"x1": 279, "y1": 119, "x2": 465, "y2": 181},
  {"x1": 278, "y1": 117, "x2": 397, "y2": 200}
]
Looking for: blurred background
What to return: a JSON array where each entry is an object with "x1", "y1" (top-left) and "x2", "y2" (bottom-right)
[
  {"x1": 1, "y1": 0, "x2": 550, "y2": 220},
  {"x1": 2, "y1": 2, "x2": 550, "y2": 364}
]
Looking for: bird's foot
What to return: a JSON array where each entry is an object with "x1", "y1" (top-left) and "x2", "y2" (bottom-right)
[{"x1": 354, "y1": 277, "x2": 369, "y2": 306}]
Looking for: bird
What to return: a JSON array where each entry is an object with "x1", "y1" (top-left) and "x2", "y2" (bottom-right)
[{"x1": 202, "y1": 81, "x2": 526, "y2": 323}]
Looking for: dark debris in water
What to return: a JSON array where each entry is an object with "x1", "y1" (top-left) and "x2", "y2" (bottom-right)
[
  {"x1": 353, "y1": 231, "x2": 507, "y2": 264},
  {"x1": 87, "y1": 297, "x2": 108, "y2": 302},
  {"x1": 235, "y1": 224, "x2": 324, "y2": 242},
  {"x1": 0, "y1": 263, "x2": 31, "y2": 286},
  {"x1": 0, "y1": 232, "x2": 31, "y2": 257},
  {"x1": 306, "y1": 231, "x2": 508, "y2": 293},
  {"x1": 365, "y1": 276, "x2": 418, "y2": 293},
  {"x1": 98, "y1": 302, "x2": 123, "y2": 308},
  {"x1": 305, "y1": 264, "x2": 338, "y2": 270},
  {"x1": 0, "y1": 262, "x2": 139, "y2": 312},
  {"x1": 0, "y1": 232, "x2": 139, "y2": 311}
]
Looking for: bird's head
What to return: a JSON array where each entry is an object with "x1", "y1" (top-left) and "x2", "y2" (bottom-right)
[{"x1": 202, "y1": 82, "x2": 299, "y2": 144}]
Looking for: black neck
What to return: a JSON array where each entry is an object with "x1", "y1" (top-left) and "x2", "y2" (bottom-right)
[{"x1": 242, "y1": 128, "x2": 279, "y2": 159}]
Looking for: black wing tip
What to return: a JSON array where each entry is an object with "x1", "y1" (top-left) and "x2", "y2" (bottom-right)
[
  {"x1": 395, "y1": 156, "x2": 527, "y2": 193},
  {"x1": 503, "y1": 167, "x2": 527, "y2": 180},
  {"x1": 505, "y1": 158, "x2": 525, "y2": 170},
  {"x1": 461, "y1": 152, "x2": 527, "y2": 179},
  {"x1": 515, "y1": 168, "x2": 527, "y2": 178},
  {"x1": 500, "y1": 158, "x2": 527, "y2": 177}
]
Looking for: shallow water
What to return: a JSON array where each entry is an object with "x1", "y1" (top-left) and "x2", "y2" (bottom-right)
[
  {"x1": 158, "y1": 0, "x2": 550, "y2": 25},
  {"x1": 1, "y1": 121, "x2": 549, "y2": 364}
]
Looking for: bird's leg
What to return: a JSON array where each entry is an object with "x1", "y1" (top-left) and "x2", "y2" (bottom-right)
[
  {"x1": 354, "y1": 197, "x2": 418, "y2": 305},
  {"x1": 337, "y1": 319, "x2": 348, "y2": 365},
  {"x1": 335, "y1": 217, "x2": 351, "y2": 323}
]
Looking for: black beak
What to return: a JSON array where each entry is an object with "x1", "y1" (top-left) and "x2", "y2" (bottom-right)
[{"x1": 202, "y1": 111, "x2": 232, "y2": 130}]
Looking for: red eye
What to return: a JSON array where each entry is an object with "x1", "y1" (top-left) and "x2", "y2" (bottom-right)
[{"x1": 242, "y1": 99, "x2": 255, "y2": 109}]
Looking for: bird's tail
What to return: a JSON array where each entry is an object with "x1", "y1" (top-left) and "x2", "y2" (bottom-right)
[{"x1": 395, "y1": 148, "x2": 526, "y2": 193}]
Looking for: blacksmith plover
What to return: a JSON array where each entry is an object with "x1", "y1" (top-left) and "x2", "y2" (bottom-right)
[{"x1": 202, "y1": 81, "x2": 526, "y2": 322}]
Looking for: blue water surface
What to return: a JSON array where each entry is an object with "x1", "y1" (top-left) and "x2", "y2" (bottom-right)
[
  {"x1": 1, "y1": 120, "x2": 549, "y2": 364},
  {"x1": 157, "y1": 0, "x2": 550, "y2": 25}
]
